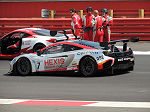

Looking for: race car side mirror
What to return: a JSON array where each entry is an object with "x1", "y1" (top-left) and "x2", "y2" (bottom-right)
[
  {"x1": 50, "y1": 31, "x2": 57, "y2": 36},
  {"x1": 37, "y1": 50, "x2": 41, "y2": 56},
  {"x1": 100, "y1": 42, "x2": 109, "y2": 50}
]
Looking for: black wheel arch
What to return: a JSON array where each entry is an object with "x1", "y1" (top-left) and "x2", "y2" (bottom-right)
[
  {"x1": 79, "y1": 55, "x2": 97, "y2": 66},
  {"x1": 79, "y1": 55, "x2": 98, "y2": 73}
]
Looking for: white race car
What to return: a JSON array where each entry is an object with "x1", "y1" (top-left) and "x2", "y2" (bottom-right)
[
  {"x1": 0, "y1": 28, "x2": 76, "y2": 59},
  {"x1": 9, "y1": 39, "x2": 137, "y2": 77}
]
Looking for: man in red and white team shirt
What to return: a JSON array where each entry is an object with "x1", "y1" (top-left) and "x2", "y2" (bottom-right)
[
  {"x1": 81, "y1": 7, "x2": 95, "y2": 41},
  {"x1": 70, "y1": 8, "x2": 81, "y2": 36},
  {"x1": 101, "y1": 8, "x2": 113, "y2": 42},
  {"x1": 93, "y1": 10, "x2": 104, "y2": 42}
]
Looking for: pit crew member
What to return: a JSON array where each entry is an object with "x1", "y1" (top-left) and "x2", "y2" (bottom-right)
[
  {"x1": 93, "y1": 10, "x2": 104, "y2": 42},
  {"x1": 82, "y1": 7, "x2": 95, "y2": 41},
  {"x1": 101, "y1": 8, "x2": 113, "y2": 42},
  {"x1": 70, "y1": 8, "x2": 81, "y2": 36}
]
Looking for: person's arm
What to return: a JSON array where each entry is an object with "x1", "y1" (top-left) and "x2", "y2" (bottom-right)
[
  {"x1": 72, "y1": 16, "x2": 81, "y2": 28},
  {"x1": 81, "y1": 15, "x2": 86, "y2": 28},
  {"x1": 102, "y1": 17, "x2": 107, "y2": 26},
  {"x1": 108, "y1": 16, "x2": 113, "y2": 26},
  {"x1": 7, "y1": 41, "x2": 19, "y2": 49}
]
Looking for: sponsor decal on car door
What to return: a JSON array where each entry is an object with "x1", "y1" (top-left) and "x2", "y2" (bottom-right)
[
  {"x1": 44, "y1": 56, "x2": 67, "y2": 70},
  {"x1": 21, "y1": 38, "x2": 32, "y2": 51},
  {"x1": 38, "y1": 44, "x2": 76, "y2": 71},
  {"x1": 39, "y1": 53, "x2": 75, "y2": 71}
]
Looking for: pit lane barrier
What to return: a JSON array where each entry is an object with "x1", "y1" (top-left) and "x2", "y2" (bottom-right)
[
  {"x1": 49, "y1": 9, "x2": 150, "y2": 18},
  {"x1": 0, "y1": 18, "x2": 150, "y2": 40}
]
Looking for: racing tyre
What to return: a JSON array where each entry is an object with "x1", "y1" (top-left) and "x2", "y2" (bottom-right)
[
  {"x1": 16, "y1": 57, "x2": 31, "y2": 76},
  {"x1": 33, "y1": 44, "x2": 46, "y2": 52},
  {"x1": 128, "y1": 66, "x2": 134, "y2": 71},
  {"x1": 79, "y1": 57, "x2": 97, "y2": 77}
]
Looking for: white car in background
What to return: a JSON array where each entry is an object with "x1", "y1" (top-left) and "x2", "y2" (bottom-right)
[{"x1": 0, "y1": 28, "x2": 76, "y2": 59}]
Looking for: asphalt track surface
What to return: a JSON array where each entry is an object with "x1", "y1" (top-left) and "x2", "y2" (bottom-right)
[{"x1": 0, "y1": 41, "x2": 150, "y2": 112}]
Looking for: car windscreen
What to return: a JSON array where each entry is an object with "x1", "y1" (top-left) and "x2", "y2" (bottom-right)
[
  {"x1": 33, "y1": 29, "x2": 65, "y2": 37},
  {"x1": 66, "y1": 40, "x2": 102, "y2": 49}
]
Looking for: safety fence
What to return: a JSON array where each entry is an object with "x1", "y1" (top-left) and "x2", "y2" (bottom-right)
[
  {"x1": 0, "y1": 18, "x2": 150, "y2": 40},
  {"x1": 1, "y1": 1, "x2": 150, "y2": 18},
  {"x1": 111, "y1": 18, "x2": 150, "y2": 40},
  {"x1": 112, "y1": 9, "x2": 150, "y2": 18},
  {"x1": 48, "y1": 9, "x2": 150, "y2": 18}
]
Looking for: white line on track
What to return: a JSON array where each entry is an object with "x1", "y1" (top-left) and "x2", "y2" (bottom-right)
[
  {"x1": 133, "y1": 51, "x2": 150, "y2": 55},
  {"x1": 84, "y1": 101, "x2": 150, "y2": 108},
  {"x1": 0, "y1": 99, "x2": 150, "y2": 108},
  {"x1": 0, "y1": 99, "x2": 29, "y2": 104}
]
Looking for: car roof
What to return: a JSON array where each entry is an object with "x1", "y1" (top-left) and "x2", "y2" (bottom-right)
[
  {"x1": 14, "y1": 28, "x2": 43, "y2": 32},
  {"x1": 1, "y1": 28, "x2": 49, "y2": 39},
  {"x1": 42, "y1": 40, "x2": 96, "y2": 51},
  {"x1": 63, "y1": 40, "x2": 102, "y2": 49},
  {"x1": 14, "y1": 28, "x2": 43, "y2": 35}
]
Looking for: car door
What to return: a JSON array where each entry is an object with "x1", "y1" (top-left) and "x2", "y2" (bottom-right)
[
  {"x1": 38, "y1": 44, "x2": 67, "y2": 71},
  {"x1": 38, "y1": 44, "x2": 82, "y2": 72},
  {"x1": 1, "y1": 32, "x2": 22, "y2": 55},
  {"x1": 21, "y1": 33, "x2": 33, "y2": 53}
]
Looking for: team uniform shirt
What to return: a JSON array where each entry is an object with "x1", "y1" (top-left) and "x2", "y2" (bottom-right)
[
  {"x1": 102, "y1": 14, "x2": 113, "y2": 42},
  {"x1": 71, "y1": 13, "x2": 81, "y2": 36},
  {"x1": 82, "y1": 13, "x2": 95, "y2": 41},
  {"x1": 93, "y1": 15, "x2": 103, "y2": 42}
]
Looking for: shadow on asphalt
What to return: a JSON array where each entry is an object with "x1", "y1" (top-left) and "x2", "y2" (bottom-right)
[{"x1": 4, "y1": 70, "x2": 130, "y2": 78}]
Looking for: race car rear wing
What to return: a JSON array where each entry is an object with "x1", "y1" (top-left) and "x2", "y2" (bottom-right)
[
  {"x1": 50, "y1": 29, "x2": 78, "y2": 40},
  {"x1": 100, "y1": 37, "x2": 139, "y2": 52}
]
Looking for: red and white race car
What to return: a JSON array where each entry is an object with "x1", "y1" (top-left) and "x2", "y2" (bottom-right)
[
  {"x1": 0, "y1": 28, "x2": 76, "y2": 59},
  {"x1": 9, "y1": 39, "x2": 136, "y2": 77}
]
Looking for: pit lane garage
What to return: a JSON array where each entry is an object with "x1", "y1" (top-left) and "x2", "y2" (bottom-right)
[
  {"x1": 9, "y1": 38, "x2": 137, "y2": 77},
  {"x1": 0, "y1": 28, "x2": 76, "y2": 59}
]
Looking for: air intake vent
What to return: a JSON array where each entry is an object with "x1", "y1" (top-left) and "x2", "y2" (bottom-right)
[{"x1": 103, "y1": 60, "x2": 112, "y2": 68}]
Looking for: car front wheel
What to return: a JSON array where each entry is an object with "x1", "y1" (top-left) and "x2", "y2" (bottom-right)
[{"x1": 16, "y1": 57, "x2": 31, "y2": 76}]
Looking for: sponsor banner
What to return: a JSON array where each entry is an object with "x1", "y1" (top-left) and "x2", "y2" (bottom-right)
[
  {"x1": 118, "y1": 57, "x2": 134, "y2": 62},
  {"x1": 77, "y1": 51, "x2": 99, "y2": 55},
  {"x1": 67, "y1": 65, "x2": 78, "y2": 70}
]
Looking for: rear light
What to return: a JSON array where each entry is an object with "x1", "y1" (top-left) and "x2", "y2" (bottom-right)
[{"x1": 46, "y1": 38, "x2": 57, "y2": 43}]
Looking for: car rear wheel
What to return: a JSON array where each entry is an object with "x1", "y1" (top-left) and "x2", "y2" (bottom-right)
[
  {"x1": 79, "y1": 57, "x2": 97, "y2": 77},
  {"x1": 16, "y1": 57, "x2": 31, "y2": 76},
  {"x1": 33, "y1": 44, "x2": 46, "y2": 52},
  {"x1": 128, "y1": 66, "x2": 134, "y2": 71}
]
